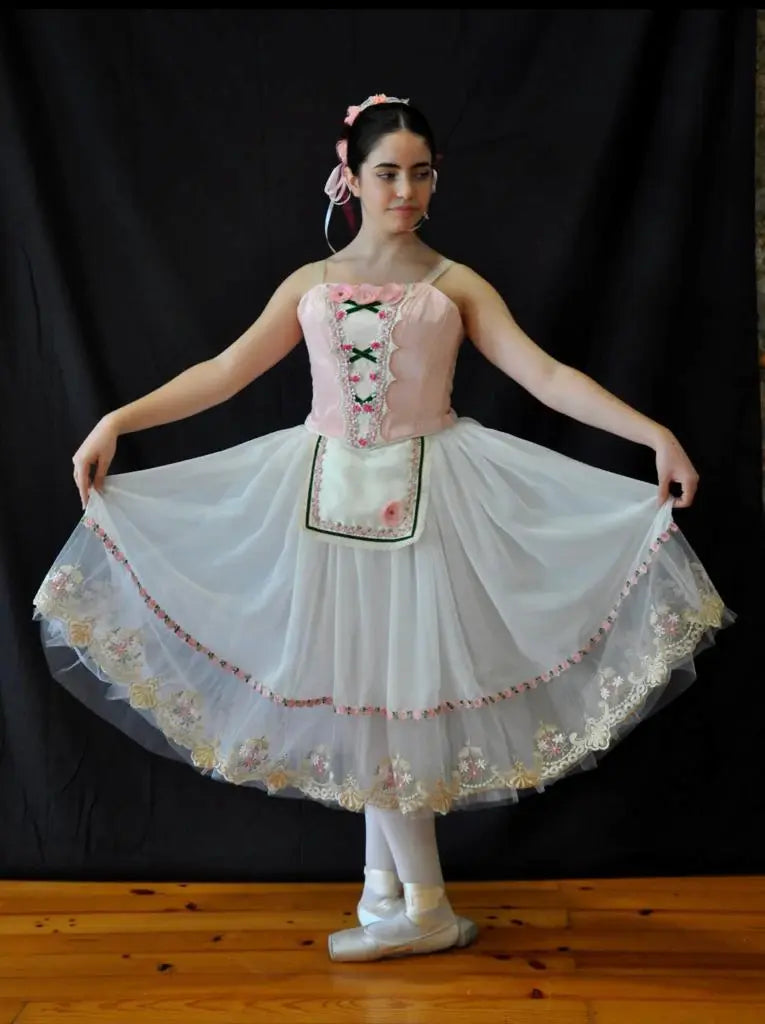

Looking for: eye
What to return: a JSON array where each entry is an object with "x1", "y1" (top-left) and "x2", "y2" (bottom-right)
[{"x1": 377, "y1": 173, "x2": 396, "y2": 180}]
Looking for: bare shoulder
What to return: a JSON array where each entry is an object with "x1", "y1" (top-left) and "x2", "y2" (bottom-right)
[
  {"x1": 440, "y1": 261, "x2": 507, "y2": 319},
  {"x1": 444, "y1": 262, "x2": 501, "y2": 298},
  {"x1": 262, "y1": 261, "x2": 325, "y2": 310},
  {"x1": 295, "y1": 259, "x2": 328, "y2": 287},
  {"x1": 286, "y1": 260, "x2": 326, "y2": 293}
]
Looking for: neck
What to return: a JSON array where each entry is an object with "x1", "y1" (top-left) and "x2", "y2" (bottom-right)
[{"x1": 340, "y1": 222, "x2": 428, "y2": 263}]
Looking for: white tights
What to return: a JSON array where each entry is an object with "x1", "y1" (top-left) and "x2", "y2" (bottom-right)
[{"x1": 364, "y1": 804, "x2": 444, "y2": 886}]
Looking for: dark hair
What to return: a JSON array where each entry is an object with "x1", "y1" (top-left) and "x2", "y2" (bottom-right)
[{"x1": 340, "y1": 101, "x2": 437, "y2": 175}]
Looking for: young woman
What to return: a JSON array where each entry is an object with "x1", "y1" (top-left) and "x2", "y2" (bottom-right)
[{"x1": 34, "y1": 93, "x2": 733, "y2": 962}]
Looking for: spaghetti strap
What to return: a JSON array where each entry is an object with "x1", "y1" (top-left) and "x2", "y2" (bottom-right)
[{"x1": 421, "y1": 257, "x2": 454, "y2": 286}]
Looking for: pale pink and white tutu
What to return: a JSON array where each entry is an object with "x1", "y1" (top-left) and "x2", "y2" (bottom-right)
[{"x1": 33, "y1": 260, "x2": 733, "y2": 814}]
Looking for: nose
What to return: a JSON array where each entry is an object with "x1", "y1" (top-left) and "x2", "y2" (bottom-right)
[{"x1": 396, "y1": 176, "x2": 414, "y2": 199}]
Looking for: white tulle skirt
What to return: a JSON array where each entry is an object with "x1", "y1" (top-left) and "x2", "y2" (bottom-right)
[{"x1": 33, "y1": 418, "x2": 733, "y2": 815}]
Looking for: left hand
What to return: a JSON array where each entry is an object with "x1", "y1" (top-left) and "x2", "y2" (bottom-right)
[{"x1": 654, "y1": 432, "x2": 699, "y2": 508}]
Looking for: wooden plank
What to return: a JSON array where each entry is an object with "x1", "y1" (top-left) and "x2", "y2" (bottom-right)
[
  {"x1": 2, "y1": 969, "x2": 765, "y2": 1002},
  {"x1": 487, "y1": 926, "x2": 765, "y2": 955},
  {"x1": 558, "y1": 888, "x2": 765, "y2": 913},
  {"x1": 562, "y1": 877, "x2": 765, "y2": 893},
  {"x1": 13, "y1": 997, "x2": 591, "y2": 1024},
  {"x1": 0, "y1": 907, "x2": 567, "y2": 938},
  {"x1": 571, "y1": 910, "x2": 765, "y2": 933},
  {"x1": 0, "y1": 1002, "x2": 24, "y2": 1024},
  {"x1": 0, "y1": 880, "x2": 565, "y2": 914},
  {"x1": 571, "y1": 950, "x2": 765, "y2": 972},
  {"x1": 5, "y1": 948, "x2": 763, "y2": 981},
  {"x1": 3, "y1": 922, "x2": 765, "y2": 957},
  {"x1": 0, "y1": 888, "x2": 572, "y2": 914},
  {"x1": 0, "y1": 948, "x2": 576, "y2": 979},
  {"x1": 592, "y1": 1002, "x2": 765, "y2": 1024}
]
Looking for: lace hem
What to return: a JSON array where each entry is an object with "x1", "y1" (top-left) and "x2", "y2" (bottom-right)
[{"x1": 33, "y1": 521, "x2": 727, "y2": 814}]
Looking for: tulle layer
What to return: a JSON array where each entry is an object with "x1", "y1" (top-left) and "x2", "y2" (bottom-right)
[{"x1": 33, "y1": 420, "x2": 733, "y2": 815}]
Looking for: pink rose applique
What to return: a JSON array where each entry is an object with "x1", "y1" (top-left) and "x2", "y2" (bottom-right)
[
  {"x1": 329, "y1": 284, "x2": 353, "y2": 303},
  {"x1": 379, "y1": 283, "x2": 404, "y2": 304},
  {"x1": 354, "y1": 283, "x2": 381, "y2": 305},
  {"x1": 381, "y1": 500, "x2": 404, "y2": 527}
]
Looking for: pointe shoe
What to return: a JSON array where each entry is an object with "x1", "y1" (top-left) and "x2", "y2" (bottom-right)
[
  {"x1": 357, "y1": 893, "x2": 479, "y2": 948},
  {"x1": 329, "y1": 909, "x2": 460, "y2": 962},
  {"x1": 332, "y1": 887, "x2": 480, "y2": 962}
]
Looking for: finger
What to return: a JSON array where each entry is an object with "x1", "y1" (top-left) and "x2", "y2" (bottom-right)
[
  {"x1": 74, "y1": 461, "x2": 90, "y2": 509},
  {"x1": 92, "y1": 455, "x2": 107, "y2": 492},
  {"x1": 656, "y1": 474, "x2": 671, "y2": 506},
  {"x1": 675, "y1": 474, "x2": 699, "y2": 509}
]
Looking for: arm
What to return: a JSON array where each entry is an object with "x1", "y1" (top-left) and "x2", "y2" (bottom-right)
[
  {"x1": 453, "y1": 265, "x2": 699, "y2": 508},
  {"x1": 72, "y1": 264, "x2": 313, "y2": 506},
  {"x1": 107, "y1": 267, "x2": 309, "y2": 435}
]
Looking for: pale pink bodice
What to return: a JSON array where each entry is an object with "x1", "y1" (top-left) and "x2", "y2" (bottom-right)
[{"x1": 298, "y1": 267, "x2": 463, "y2": 449}]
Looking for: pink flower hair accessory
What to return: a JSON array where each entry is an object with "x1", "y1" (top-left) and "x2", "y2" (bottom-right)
[{"x1": 344, "y1": 94, "x2": 409, "y2": 126}]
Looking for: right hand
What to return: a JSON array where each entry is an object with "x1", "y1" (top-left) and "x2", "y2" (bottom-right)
[{"x1": 72, "y1": 417, "x2": 119, "y2": 509}]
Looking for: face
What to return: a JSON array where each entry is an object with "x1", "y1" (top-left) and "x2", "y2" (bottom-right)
[{"x1": 345, "y1": 130, "x2": 435, "y2": 234}]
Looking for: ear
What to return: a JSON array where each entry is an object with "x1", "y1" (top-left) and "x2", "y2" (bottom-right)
[
  {"x1": 432, "y1": 168, "x2": 438, "y2": 193},
  {"x1": 344, "y1": 165, "x2": 360, "y2": 198}
]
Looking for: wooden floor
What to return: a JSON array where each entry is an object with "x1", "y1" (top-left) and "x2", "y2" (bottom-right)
[{"x1": 1, "y1": 876, "x2": 764, "y2": 1023}]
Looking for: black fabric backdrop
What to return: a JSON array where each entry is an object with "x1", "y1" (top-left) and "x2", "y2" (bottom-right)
[{"x1": 0, "y1": 10, "x2": 761, "y2": 881}]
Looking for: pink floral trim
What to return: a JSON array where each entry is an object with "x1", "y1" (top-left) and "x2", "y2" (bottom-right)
[
  {"x1": 325, "y1": 283, "x2": 406, "y2": 448},
  {"x1": 327, "y1": 283, "x2": 405, "y2": 305},
  {"x1": 81, "y1": 516, "x2": 679, "y2": 721}
]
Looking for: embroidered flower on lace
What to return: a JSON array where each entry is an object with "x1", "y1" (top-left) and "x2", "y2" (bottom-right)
[
  {"x1": 98, "y1": 627, "x2": 144, "y2": 674},
  {"x1": 49, "y1": 565, "x2": 83, "y2": 595},
  {"x1": 379, "y1": 756, "x2": 414, "y2": 793},
  {"x1": 458, "y1": 746, "x2": 489, "y2": 781},
  {"x1": 599, "y1": 674, "x2": 625, "y2": 700},
  {"x1": 536, "y1": 725, "x2": 570, "y2": 759},
  {"x1": 310, "y1": 745, "x2": 332, "y2": 780},
  {"x1": 157, "y1": 690, "x2": 203, "y2": 738},
  {"x1": 653, "y1": 610, "x2": 681, "y2": 637},
  {"x1": 237, "y1": 737, "x2": 270, "y2": 771}
]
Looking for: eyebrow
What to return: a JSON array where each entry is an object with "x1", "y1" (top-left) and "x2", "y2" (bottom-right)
[{"x1": 373, "y1": 161, "x2": 431, "y2": 170}]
